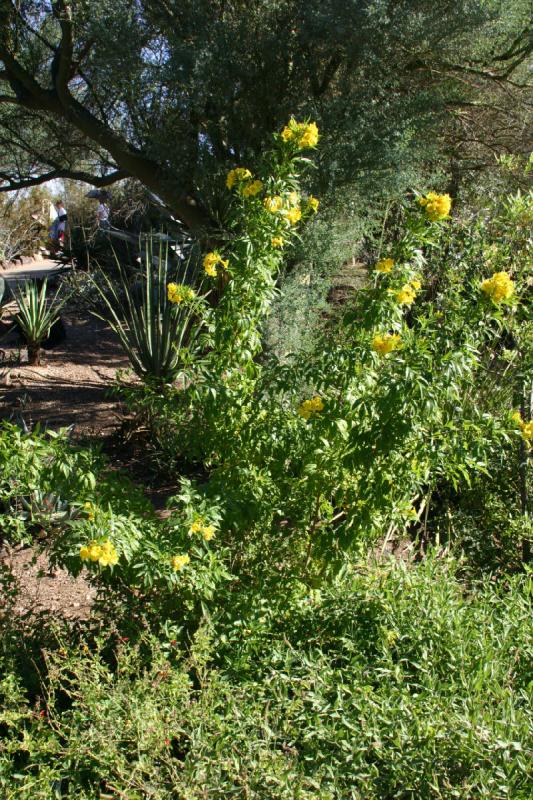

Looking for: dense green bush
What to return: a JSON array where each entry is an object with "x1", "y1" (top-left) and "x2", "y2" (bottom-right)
[
  {"x1": 0, "y1": 423, "x2": 151, "y2": 545},
  {"x1": 0, "y1": 556, "x2": 531, "y2": 799}
]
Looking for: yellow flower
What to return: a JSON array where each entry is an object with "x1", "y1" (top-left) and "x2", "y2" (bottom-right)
[
  {"x1": 418, "y1": 192, "x2": 452, "y2": 221},
  {"x1": 287, "y1": 191, "x2": 300, "y2": 207},
  {"x1": 80, "y1": 540, "x2": 118, "y2": 566},
  {"x1": 280, "y1": 119, "x2": 319, "y2": 149},
  {"x1": 307, "y1": 196, "x2": 319, "y2": 213},
  {"x1": 88, "y1": 543, "x2": 102, "y2": 562},
  {"x1": 201, "y1": 525, "x2": 216, "y2": 542},
  {"x1": 298, "y1": 396, "x2": 324, "y2": 420},
  {"x1": 286, "y1": 207, "x2": 302, "y2": 226},
  {"x1": 189, "y1": 521, "x2": 203, "y2": 535},
  {"x1": 511, "y1": 410, "x2": 523, "y2": 426},
  {"x1": 521, "y1": 421, "x2": 533, "y2": 443},
  {"x1": 226, "y1": 167, "x2": 252, "y2": 189},
  {"x1": 171, "y1": 554, "x2": 190, "y2": 571},
  {"x1": 410, "y1": 279, "x2": 421, "y2": 291},
  {"x1": 299, "y1": 122, "x2": 319, "y2": 148},
  {"x1": 167, "y1": 283, "x2": 195, "y2": 304},
  {"x1": 281, "y1": 125, "x2": 293, "y2": 142},
  {"x1": 480, "y1": 271, "x2": 514, "y2": 303},
  {"x1": 241, "y1": 179, "x2": 263, "y2": 197},
  {"x1": 372, "y1": 333, "x2": 402, "y2": 355},
  {"x1": 203, "y1": 251, "x2": 228, "y2": 277},
  {"x1": 375, "y1": 258, "x2": 395, "y2": 274},
  {"x1": 98, "y1": 540, "x2": 118, "y2": 567},
  {"x1": 395, "y1": 284, "x2": 417, "y2": 305},
  {"x1": 83, "y1": 501, "x2": 95, "y2": 522},
  {"x1": 264, "y1": 195, "x2": 283, "y2": 213},
  {"x1": 271, "y1": 236, "x2": 284, "y2": 248}
]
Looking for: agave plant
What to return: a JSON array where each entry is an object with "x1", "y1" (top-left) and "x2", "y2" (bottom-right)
[
  {"x1": 15, "y1": 278, "x2": 65, "y2": 365},
  {"x1": 94, "y1": 240, "x2": 204, "y2": 384}
]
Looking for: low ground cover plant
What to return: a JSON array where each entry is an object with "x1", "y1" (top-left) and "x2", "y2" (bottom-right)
[{"x1": 0, "y1": 556, "x2": 531, "y2": 799}]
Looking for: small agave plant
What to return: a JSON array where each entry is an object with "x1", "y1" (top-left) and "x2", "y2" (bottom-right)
[
  {"x1": 19, "y1": 491, "x2": 83, "y2": 528},
  {"x1": 14, "y1": 278, "x2": 65, "y2": 365}
]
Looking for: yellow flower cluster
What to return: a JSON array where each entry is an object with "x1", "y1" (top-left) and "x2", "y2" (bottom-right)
[
  {"x1": 395, "y1": 283, "x2": 418, "y2": 305},
  {"x1": 522, "y1": 421, "x2": 533, "y2": 443},
  {"x1": 264, "y1": 195, "x2": 283, "y2": 213},
  {"x1": 189, "y1": 518, "x2": 216, "y2": 541},
  {"x1": 298, "y1": 395, "x2": 324, "y2": 420},
  {"x1": 264, "y1": 192, "x2": 307, "y2": 226},
  {"x1": 375, "y1": 258, "x2": 395, "y2": 274},
  {"x1": 393, "y1": 278, "x2": 421, "y2": 305},
  {"x1": 307, "y1": 196, "x2": 320, "y2": 213},
  {"x1": 512, "y1": 411, "x2": 533, "y2": 444},
  {"x1": 271, "y1": 236, "x2": 284, "y2": 248},
  {"x1": 372, "y1": 332, "x2": 402, "y2": 355},
  {"x1": 480, "y1": 271, "x2": 514, "y2": 303},
  {"x1": 286, "y1": 207, "x2": 302, "y2": 225},
  {"x1": 80, "y1": 540, "x2": 118, "y2": 567},
  {"x1": 171, "y1": 554, "x2": 190, "y2": 571},
  {"x1": 203, "y1": 251, "x2": 229, "y2": 277},
  {"x1": 226, "y1": 168, "x2": 264, "y2": 198},
  {"x1": 418, "y1": 192, "x2": 452, "y2": 221},
  {"x1": 167, "y1": 283, "x2": 196, "y2": 305},
  {"x1": 281, "y1": 119, "x2": 320, "y2": 149},
  {"x1": 241, "y1": 179, "x2": 263, "y2": 198},
  {"x1": 226, "y1": 167, "x2": 252, "y2": 189}
]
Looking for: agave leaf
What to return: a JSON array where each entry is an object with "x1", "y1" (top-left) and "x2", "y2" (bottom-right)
[{"x1": 92, "y1": 236, "x2": 204, "y2": 383}]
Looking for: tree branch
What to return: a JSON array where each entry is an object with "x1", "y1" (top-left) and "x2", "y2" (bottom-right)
[
  {"x1": 52, "y1": 0, "x2": 74, "y2": 104},
  {"x1": 0, "y1": 167, "x2": 128, "y2": 192},
  {"x1": 0, "y1": 4, "x2": 209, "y2": 230}
]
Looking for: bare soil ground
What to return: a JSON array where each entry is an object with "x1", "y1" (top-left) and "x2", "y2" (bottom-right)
[
  {"x1": 1, "y1": 307, "x2": 131, "y2": 436},
  {"x1": 2, "y1": 545, "x2": 96, "y2": 620}
]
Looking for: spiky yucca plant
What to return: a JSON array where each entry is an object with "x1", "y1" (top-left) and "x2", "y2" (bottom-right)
[
  {"x1": 15, "y1": 279, "x2": 65, "y2": 365},
  {"x1": 94, "y1": 242, "x2": 204, "y2": 384}
]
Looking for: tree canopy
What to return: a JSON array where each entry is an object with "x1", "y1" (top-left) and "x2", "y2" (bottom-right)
[{"x1": 1, "y1": 0, "x2": 532, "y2": 231}]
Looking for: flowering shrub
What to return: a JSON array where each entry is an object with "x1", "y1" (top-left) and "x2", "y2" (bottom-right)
[
  {"x1": 110, "y1": 124, "x2": 527, "y2": 585},
  {"x1": 18, "y1": 124, "x2": 529, "y2": 596}
]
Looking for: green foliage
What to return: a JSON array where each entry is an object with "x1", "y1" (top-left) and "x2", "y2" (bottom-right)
[
  {"x1": 0, "y1": 422, "x2": 150, "y2": 545},
  {"x1": 1, "y1": 0, "x2": 532, "y2": 231},
  {"x1": 14, "y1": 279, "x2": 66, "y2": 365},
  {"x1": 0, "y1": 557, "x2": 531, "y2": 799}
]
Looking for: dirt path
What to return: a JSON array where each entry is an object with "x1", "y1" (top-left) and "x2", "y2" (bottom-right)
[{"x1": 1, "y1": 306, "x2": 132, "y2": 436}]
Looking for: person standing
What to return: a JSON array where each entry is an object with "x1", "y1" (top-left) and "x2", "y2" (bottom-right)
[
  {"x1": 55, "y1": 199, "x2": 68, "y2": 243},
  {"x1": 49, "y1": 199, "x2": 68, "y2": 247},
  {"x1": 96, "y1": 196, "x2": 110, "y2": 229}
]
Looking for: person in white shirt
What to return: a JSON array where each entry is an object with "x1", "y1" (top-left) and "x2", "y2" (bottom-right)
[
  {"x1": 49, "y1": 199, "x2": 68, "y2": 245},
  {"x1": 97, "y1": 200, "x2": 110, "y2": 229}
]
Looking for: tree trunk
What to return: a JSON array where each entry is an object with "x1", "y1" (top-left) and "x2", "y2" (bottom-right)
[{"x1": 27, "y1": 343, "x2": 41, "y2": 366}]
